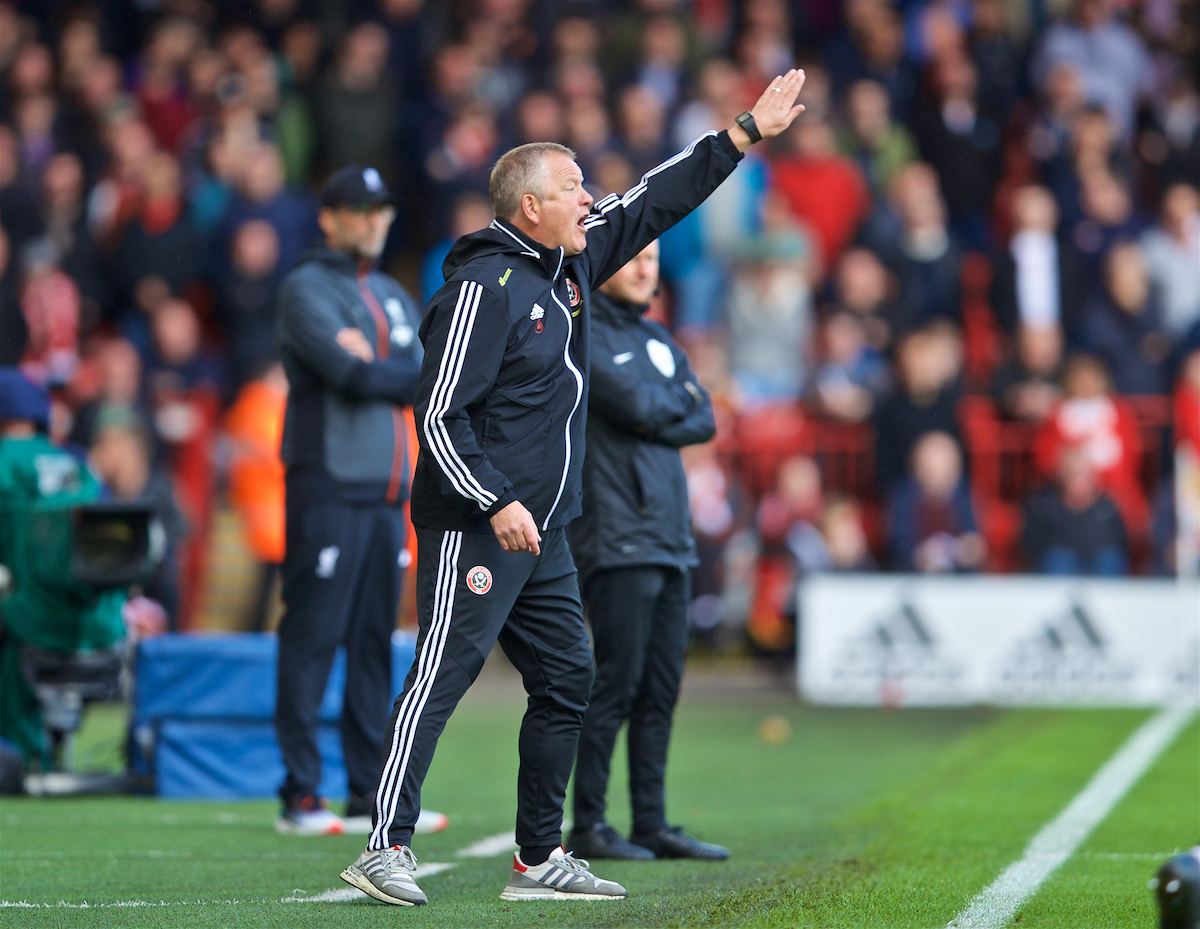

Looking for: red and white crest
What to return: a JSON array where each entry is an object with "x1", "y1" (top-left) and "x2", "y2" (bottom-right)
[
  {"x1": 466, "y1": 565, "x2": 492, "y2": 595},
  {"x1": 565, "y1": 277, "x2": 580, "y2": 307}
]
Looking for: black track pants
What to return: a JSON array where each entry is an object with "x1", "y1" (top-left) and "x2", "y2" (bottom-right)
[
  {"x1": 275, "y1": 501, "x2": 406, "y2": 809},
  {"x1": 573, "y1": 566, "x2": 690, "y2": 835},
  {"x1": 368, "y1": 526, "x2": 593, "y2": 851}
]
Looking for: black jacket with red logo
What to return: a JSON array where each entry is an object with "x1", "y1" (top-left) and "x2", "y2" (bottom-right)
[
  {"x1": 410, "y1": 129, "x2": 743, "y2": 532},
  {"x1": 278, "y1": 247, "x2": 424, "y2": 506}
]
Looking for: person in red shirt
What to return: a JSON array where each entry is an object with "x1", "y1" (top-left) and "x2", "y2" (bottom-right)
[
  {"x1": 1034, "y1": 354, "x2": 1147, "y2": 539},
  {"x1": 770, "y1": 119, "x2": 869, "y2": 278}
]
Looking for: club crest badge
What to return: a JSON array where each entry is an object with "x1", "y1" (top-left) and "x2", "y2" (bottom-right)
[
  {"x1": 565, "y1": 277, "x2": 580, "y2": 308},
  {"x1": 466, "y1": 565, "x2": 493, "y2": 595}
]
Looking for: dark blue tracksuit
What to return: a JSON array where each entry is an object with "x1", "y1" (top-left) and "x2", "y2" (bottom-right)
[
  {"x1": 567, "y1": 291, "x2": 715, "y2": 835},
  {"x1": 367, "y1": 130, "x2": 745, "y2": 853},
  {"x1": 275, "y1": 247, "x2": 423, "y2": 812}
]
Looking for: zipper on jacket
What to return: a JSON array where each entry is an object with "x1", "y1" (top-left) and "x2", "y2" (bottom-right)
[
  {"x1": 543, "y1": 290, "x2": 585, "y2": 530},
  {"x1": 358, "y1": 268, "x2": 405, "y2": 505}
]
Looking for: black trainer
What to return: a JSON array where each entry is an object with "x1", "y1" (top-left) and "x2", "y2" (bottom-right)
[
  {"x1": 567, "y1": 823, "x2": 656, "y2": 860},
  {"x1": 630, "y1": 826, "x2": 729, "y2": 860}
]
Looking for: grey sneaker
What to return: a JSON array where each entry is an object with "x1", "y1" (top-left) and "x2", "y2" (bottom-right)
[
  {"x1": 340, "y1": 845, "x2": 427, "y2": 906},
  {"x1": 499, "y1": 846, "x2": 627, "y2": 901}
]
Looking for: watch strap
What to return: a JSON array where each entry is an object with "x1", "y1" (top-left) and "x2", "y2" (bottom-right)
[{"x1": 734, "y1": 110, "x2": 762, "y2": 144}]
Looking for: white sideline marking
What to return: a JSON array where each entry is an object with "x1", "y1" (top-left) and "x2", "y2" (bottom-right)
[
  {"x1": 456, "y1": 830, "x2": 517, "y2": 858},
  {"x1": 947, "y1": 703, "x2": 1197, "y2": 929}
]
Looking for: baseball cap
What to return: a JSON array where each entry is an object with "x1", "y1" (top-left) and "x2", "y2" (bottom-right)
[
  {"x1": 320, "y1": 165, "x2": 396, "y2": 209},
  {"x1": 0, "y1": 368, "x2": 50, "y2": 428}
]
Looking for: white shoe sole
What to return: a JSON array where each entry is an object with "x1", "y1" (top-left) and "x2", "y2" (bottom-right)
[
  {"x1": 339, "y1": 864, "x2": 422, "y2": 906},
  {"x1": 275, "y1": 818, "x2": 344, "y2": 837},
  {"x1": 499, "y1": 889, "x2": 625, "y2": 901}
]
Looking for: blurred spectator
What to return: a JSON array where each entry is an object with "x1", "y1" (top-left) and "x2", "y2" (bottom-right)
[
  {"x1": 68, "y1": 336, "x2": 152, "y2": 451},
  {"x1": 133, "y1": 17, "x2": 202, "y2": 152},
  {"x1": 218, "y1": 141, "x2": 318, "y2": 277},
  {"x1": 874, "y1": 321, "x2": 963, "y2": 493},
  {"x1": 991, "y1": 185, "x2": 1085, "y2": 338},
  {"x1": 0, "y1": 228, "x2": 25, "y2": 365},
  {"x1": 888, "y1": 430, "x2": 984, "y2": 573},
  {"x1": 725, "y1": 215, "x2": 814, "y2": 406},
  {"x1": 1065, "y1": 164, "x2": 1141, "y2": 286},
  {"x1": 145, "y1": 298, "x2": 224, "y2": 423},
  {"x1": 0, "y1": 124, "x2": 43, "y2": 254},
  {"x1": 39, "y1": 152, "x2": 109, "y2": 326},
  {"x1": 1147, "y1": 77, "x2": 1200, "y2": 191},
  {"x1": 1022, "y1": 447, "x2": 1128, "y2": 575},
  {"x1": 991, "y1": 323, "x2": 1065, "y2": 422},
  {"x1": 1139, "y1": 182, "x2": 1200, "y2": 340},
  {"x1": 829, "y1": 245, "x2": 897, "y2": 351},
  {"x1": 513, "y1": 90, "x2": 566, "y2": 146},
  {"x1": 883, "y1": 162, "x2": 963, "y2": 332},
  {"x1": 421, "y1": 191, "x2": 493, "y2": 304},
  {"x1": 826, "y1": 2, "x2": 919, "y2": 123},
  {"x1": 615, "y1": 84, "x2": 670, "y2": 175},
  {"x1": 1026, "y1": 62, "x2": 1087, "y2": 189},
  {"x1": 1081, "y1": 242, "x2": 1169, "y2": 395},
  {"x1": 837, "y1": 79, "x2": 917, "y2": 201},
  {"x1": 315, "y1": 23, "x2": 396, "y2": 180},
  {"x1": 18, "y1": 241, "x2": 80, "y2": 388},
  {"x1": 112, "y1": 151, "x2": 202, "y2": 303},
  {"x1": 87, "y1": 403, "x2": 187, "y2": 622},
  {"x1": 1030, "y1": 0, "x2": 1150, "y2": 140},
  {"x1": 215, "y1": 219, "x2": 283, "y2": 388},
  {"x1": 819, "y1": 495, "x2": 874, "y2": 571},
  {"x1": 771, "y1": 119, "x2": 869, "y2": 278},
  {"x1": 1034, "y1": 353, "x2": 1147, "y2": 538},
  {"x1": 969, "y1": 0, "x2": 1026, "y2": 119},
  {"x1": 810, "y1": 308, "x2": 890, "y2": 422},
  {"x1": 912, "y1": 52, "x2": 1002, "y2": 248}
]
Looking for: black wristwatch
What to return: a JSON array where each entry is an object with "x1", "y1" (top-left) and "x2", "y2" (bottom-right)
[{"x1": 734, "y1": 110, "x2": 762, "y2": 144}]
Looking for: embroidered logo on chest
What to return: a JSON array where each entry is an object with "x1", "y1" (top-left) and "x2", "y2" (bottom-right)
[
  {"x1": 530, "y1": 303, "x2": 545, "y2": 332},
  {"x1": 565, "y1": 277, "x2": 580, "y2": 308}
]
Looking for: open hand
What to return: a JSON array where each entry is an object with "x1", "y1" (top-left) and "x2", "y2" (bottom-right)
[
  {"x1": 490, "y1": 500, "x2": 541, "y2": 555},
  {"x1": 730, "y1": 68, "x2": 807, "y2": 150},
  {"x1": 337, "y1": 327, "x2": 375, "y2": 362}
]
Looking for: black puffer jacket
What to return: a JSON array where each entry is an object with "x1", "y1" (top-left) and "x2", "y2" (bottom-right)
[
  {"x1": 567, "y1": 291, "x2": 715, "y2": 587},
  {"x1": 410, "y1": 129, "x2": 742, "y2": 532}
]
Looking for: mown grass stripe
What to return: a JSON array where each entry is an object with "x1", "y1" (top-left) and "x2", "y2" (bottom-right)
[{"x1": 948, "y1": 703, "x2": 1197, "y2": 929}]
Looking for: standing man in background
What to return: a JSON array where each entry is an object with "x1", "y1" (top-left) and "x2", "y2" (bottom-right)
[
  {"x1": 339, "y1": 68, "x2": 806, "y2": 907},
  {"x1": 274, "y1": 166, "x2": 436, "y2": 836},
  {"x1": 566, "y1": 241, "x2": 727, "y2": 862}
]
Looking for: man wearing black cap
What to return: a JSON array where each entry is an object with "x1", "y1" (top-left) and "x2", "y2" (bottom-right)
[{"x1": 273, "y1": 166, "x2": 431, "y2": 836}]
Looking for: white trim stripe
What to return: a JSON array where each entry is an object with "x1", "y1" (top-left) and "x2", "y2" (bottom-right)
[
  {"x1": 542, "y1": 291, "x2": 585, "y2": 531},
  {"x1": 618, "y1": 131, "x2": 718, "y2": 210},
  {"x1": 371, "y1": 532, "x2": 462, "y2": 849},
  {"x1": 489, "y1": 220, "x2": 539, "y2": 258},
  {"x1": 947, "y1": 703, "x2": 1197, "y2": 929},
  {"x1": 423, "y1": 282, "x2": 496, "y2": 510}
]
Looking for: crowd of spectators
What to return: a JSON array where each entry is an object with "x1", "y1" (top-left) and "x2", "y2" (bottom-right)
[{"x1": 1, "y1": 0, "x2": 1198, "y2": 646}]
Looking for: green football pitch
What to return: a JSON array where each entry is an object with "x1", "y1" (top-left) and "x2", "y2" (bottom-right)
[{"x1": 1, "y1": 665, "x2": 1195, "y2": 928}]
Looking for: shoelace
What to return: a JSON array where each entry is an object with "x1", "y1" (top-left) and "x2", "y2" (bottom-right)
[
  {"x1": 551, "y1": 852, "x2": 594, "y2": 877},
  {"x1": 381, "y1": 845, "x2": 418, "y2": 873}
]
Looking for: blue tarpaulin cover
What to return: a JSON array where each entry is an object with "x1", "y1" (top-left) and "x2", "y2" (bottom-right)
[{"x1": 131, "y1": 632, "x2": 416, "y2": 799}]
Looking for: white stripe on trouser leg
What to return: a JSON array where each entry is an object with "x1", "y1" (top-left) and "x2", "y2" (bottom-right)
[
  {"x1": 370, "y1": 531, "x2": 461, "y2": 849},
  {"x1": 371, "y1": 532, "x2": 452, "y2": 847}
]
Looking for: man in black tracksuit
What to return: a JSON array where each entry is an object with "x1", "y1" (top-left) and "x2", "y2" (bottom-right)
[
  {"x1": 565, "y1": 241, "x2": 727, "y2": 862},
  {"x1": 340, "y1": 68, "x2": 807, "y2": 907},
  {"x1": 274, "y1": 166, "x2": 423, "y2": 835}
]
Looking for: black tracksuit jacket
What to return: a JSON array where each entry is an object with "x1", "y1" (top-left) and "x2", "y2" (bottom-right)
[
  {"x1": 567, "y1": 292, "x2": 716, "y2": 587},
  {"x1": 277, "y1": 247, "x2": 424, "y2": 505},
  {"x1": 410, "y1": 129, "x2": 743, "y2": 532}
]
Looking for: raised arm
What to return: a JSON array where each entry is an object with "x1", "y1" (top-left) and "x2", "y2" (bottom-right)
[{"x1": 581, "y1": 68, "x2": 807, "y2": 287}]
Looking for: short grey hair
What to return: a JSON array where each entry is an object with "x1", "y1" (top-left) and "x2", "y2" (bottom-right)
[{"x1": 489, "y1": 142, "x2": 577, "y2": 221}]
